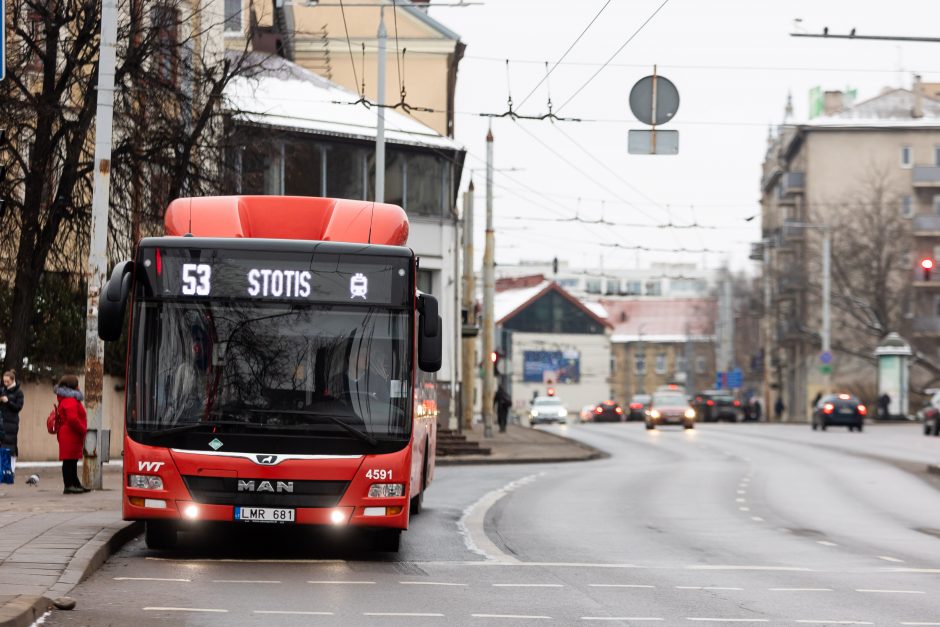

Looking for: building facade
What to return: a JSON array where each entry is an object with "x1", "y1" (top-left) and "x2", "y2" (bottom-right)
[{"x1": 757, "y1": 84, "x2": 940, "y2": 421}]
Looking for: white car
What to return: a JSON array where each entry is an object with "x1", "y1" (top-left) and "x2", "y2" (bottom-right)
[{"x1": 530, "y1": 396, "x2": 569, "y2": 425}]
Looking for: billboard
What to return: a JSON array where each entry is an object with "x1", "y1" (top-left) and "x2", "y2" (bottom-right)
[{"x1": 523, "y1": 350, "x2": 580, "y2": 383}]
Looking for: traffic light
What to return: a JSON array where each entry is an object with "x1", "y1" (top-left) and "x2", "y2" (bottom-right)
[
  {"x1": 490, "y1": 350, "x2": 500, "y2": 375},
  {"x1": 547, "y1": 386, "x2": 556, "y2": 397},
  {"x1": 922, "y1": 257, "x2": 935, "y2": 281}
]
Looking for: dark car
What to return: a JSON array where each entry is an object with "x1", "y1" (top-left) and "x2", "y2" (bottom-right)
[
  {"x1": 812, "y1": 393, "x2": 867, "y2": 432},
  {"x1": 693, "y1": 390, "x2": 743, "y2": 423},
  {"x1": 627, "y1": 394, "x2": 651, "y2": 421},
  {"x1": 645, "y1": 391, "x2": 696, "y2": 430},
  {"x1": 592, "y1": 400, "x2": 625, "y2": 422},
  {"x1": 922, "y1": 405, "x2": 940, "y2": 436}
]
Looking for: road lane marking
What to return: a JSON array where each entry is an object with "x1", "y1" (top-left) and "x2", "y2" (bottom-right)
[
  {"x1": 254, "y1": 611, "x2": 335, "y2": 616},
  {"x1": 114, "y1": 577, "x2": 191, "y2": 582},
  {"x1": 739, "y1": 507, "x2": 750, "y2": 512},
  {"x1": 816, "y1": 541, "x2": 838, "y2": 547},
  {"x1": 399, "y1": 581, "x2": 468, "y2": 586},
  {"x1": 794, "y1": 622, "x2": 872, "y2": 625},
  {"x1": 686, "y1": 619, "x2": 768, "y2": 623},
  {"x1": 364, "y1": 613, "x2": 446, "y2": 617},
  {"x1": 885, "y1": 568, "x2": 940, "y2": 573},
  {"x1": 458, "y1": 473, "x2": 543, "y2": 563},
  {"x1": 737, "y1": 490, "x2": 746, "y2": 495},
  {"x1": 144, "y1": 607, "x2": 228, "y2": 613},
  {"x1": 582, "y1": 619, "x2": 663, "y2": 622},
  {"x1": 677, "y1": 586, "x2": 743, "y2": 590},
  {"x1": 492, "y1": 583, "x2": 564, "y2": 587},
  {"x1": 900, "y1": 623, "x2": 940, "y2": 625},
  {"x1": 736, "y1": 498, "x2": 747, "y2": 503},
  {"x1": 308, "y1": 580, "x2": 376, "y2": 584},
  {"x1": 751, "y1": 517, "x2": 765, "y2": 522},
  {"x1": 590, "y1": 584, "x2": 655, "y2": 588},
  {"x1": 472, "y1": 615, "x2": 551, "y2": 620},
  {"x1": 855, "y1": 588, "x2": 924, "y2": 594},
  {"x1": 212, "y1": 579, "x2": 281, "y2": 584},
  {"x1": 877, "y1": 555, "x2": 904, "y2": 562},
  {"x1": 769, "y1": 588, "x2": 833, "y2": 592},
  {"x1": 687, "y1": 565, "x2": 813, "y2": 572}
]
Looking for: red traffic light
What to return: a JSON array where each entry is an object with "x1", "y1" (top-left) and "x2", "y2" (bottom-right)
[
  {"x1": 921, "y1": 258, "x2": 934, "y2": 270},
  {"x1": 547, "y1": 387, "x2": 556, "y2": 397},
  {"x1": 490, "y1": 351, "x2": 498, "y2": 363}
]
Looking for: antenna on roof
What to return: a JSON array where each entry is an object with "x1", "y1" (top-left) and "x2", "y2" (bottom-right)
[{"x1": 184, "y1": 198, "x2": 194, "y2": 237}]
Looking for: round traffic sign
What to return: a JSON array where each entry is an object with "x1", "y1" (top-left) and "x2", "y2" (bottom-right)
[
  {"x1": 629, "y1": 75, "x2": 680, "y2": 126},
  {"x1": 819, "y1": 351, "x2": 833, "y2": 365}
]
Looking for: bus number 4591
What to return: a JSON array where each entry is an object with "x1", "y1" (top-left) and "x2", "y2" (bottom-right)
[{"x1": 365, "y1": 469, "x2": 392, "y2": 480}]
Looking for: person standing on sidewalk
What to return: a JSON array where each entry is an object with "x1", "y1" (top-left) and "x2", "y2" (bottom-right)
[
  {"x1": 55, "y1": 374, "x2": 89, "y2": 494},
  {"x1": 0, "y1": 370, "x2": 22, "y2": 474},
  {"x1": 495, "y1": 384, "x2": 512, "y2": 433}
]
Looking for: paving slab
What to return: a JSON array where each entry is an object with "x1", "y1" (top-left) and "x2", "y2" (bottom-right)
[{"x1": 438, "y1": 423, "x2": 606, "y2": 465}]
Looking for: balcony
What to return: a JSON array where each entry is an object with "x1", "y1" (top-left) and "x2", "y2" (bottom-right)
[
  {"x1": 913, "y1": 165, "x2": 940, "y2": 187},
  {"x1": 781, "y1": 171, "x2": 805, "y2": 195},
  {"x1": 912, "y1": 214, "x2": 940, "y2": 236},
  {"x1": 777, "y1": 272, "x2": 802, "y2": 294},
  {"x1": 912, "y1": 316, "x2": 940, "y2": 335},
  {"x1": 749, "y1": 241, "x2": 765, "y2": 261}
]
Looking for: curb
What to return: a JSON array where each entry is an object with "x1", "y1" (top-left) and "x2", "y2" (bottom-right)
[{"x1": 0, "y1": 520, "x2": 142, "y2": 627}]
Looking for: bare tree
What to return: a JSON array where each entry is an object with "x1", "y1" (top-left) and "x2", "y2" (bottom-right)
[{"x1": 0, "y1": 0, "x2": 261, "y2": 371}]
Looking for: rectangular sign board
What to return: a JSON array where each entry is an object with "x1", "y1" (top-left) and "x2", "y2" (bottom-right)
[
  {"x1": 628, "y1": 129, "x2": 678, "y2": 155},
  {"x1": 523, "y1": 350, "x2": 581, "y2": 384}
]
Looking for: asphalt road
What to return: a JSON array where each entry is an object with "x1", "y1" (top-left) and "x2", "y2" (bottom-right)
[{"x1": 44, "y1": 423, "x2": 940, "y2": 626}]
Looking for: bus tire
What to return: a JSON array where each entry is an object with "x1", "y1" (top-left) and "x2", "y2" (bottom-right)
[
  {"x1": 373, "y1": 529, "x2": 401, "y2": 552},
  {"x1": 145, "y1": 521, "x2": 178, "y2": 550},
  {"x1": 409, "y1": 444, "x2": 428, "y2": 516}
]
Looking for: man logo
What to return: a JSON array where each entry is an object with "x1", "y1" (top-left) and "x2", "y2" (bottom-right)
[
  {"x1": 237, "y1": 480, "x2": 294, "y2": 493},
  {"x1": 256, "y1": 454, "x2": 278, "y2": 465}
]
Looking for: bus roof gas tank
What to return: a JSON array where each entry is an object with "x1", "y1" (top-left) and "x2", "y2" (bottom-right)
[{"x1": 164, "y1": 196, "x2": 409, "y2": 246}]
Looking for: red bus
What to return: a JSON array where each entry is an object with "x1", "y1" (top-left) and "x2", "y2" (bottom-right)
[{"x1": 98, "y1": 196, "x2": 442, "y2": 552}]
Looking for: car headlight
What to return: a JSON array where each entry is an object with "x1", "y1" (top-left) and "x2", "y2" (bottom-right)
[
  {"x1": 558, "y1": 409, "x2": 567, "y2": 417},
  {"x1": 127, "y1": 474, "x2": 164, "y2": 490},
  {"x1": 368, "y1": 484, "x2": 404, "y2": 498},
  {"x1": 649, "y1": 409, "x2": 660, "y2": 419},
  {"x1": 684, "y1": 408, "x2": 696, "y2": 419},
  {"x1": 530, "y1": 410, "x2": 537, "y2": 418}
]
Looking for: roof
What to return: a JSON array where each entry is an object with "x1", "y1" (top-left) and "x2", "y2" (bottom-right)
[
  {"x1": 225, "y1": 53, "x2": 464, "y2": 152},
  {"x1": 798, "y1": 88, "x2": 940, "y2": 130},
  {"x1": 603, "y1": 298, "x2": 717, "y2": 343},
  {"x1": 401, "y1": 4, "x2": 461, "y2": 41},
  {"x1": 495, "y1": 282, "x2": 612, "y2": 329}
]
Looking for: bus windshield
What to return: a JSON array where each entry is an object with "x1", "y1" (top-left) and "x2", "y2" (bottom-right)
[{"x1": 127, "y1": 301, "x2": 411, "y2": 454}]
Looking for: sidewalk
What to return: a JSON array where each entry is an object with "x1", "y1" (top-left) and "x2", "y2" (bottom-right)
[
  {"x1": 0, "y1": 465, "x2": 139, "y2": 627},
  {"x1": 438, "y1": 423, "x2": 607, "y2": 465}
]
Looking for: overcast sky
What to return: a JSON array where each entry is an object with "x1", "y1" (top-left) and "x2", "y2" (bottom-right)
[{"x1": 423, "y1": 0, "x2": 940, "y2": 274}]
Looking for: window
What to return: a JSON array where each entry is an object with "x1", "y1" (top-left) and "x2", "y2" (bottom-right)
[
  {"x1": 655, "y1": 352, "x2": 667, "y2": 374},
  {"x1": 325, "y1": 144, "x2": 365, "y2": 200},
  {"x1": 623, "y1": 281, "x2": 642, "y2": 295},
  {"x1": 406, "y1": 154, "x2": 445, "y2": 217},
  {"x1": 676, "y1": 354, "x2": 687, "y2": 374},
  {"x1": 635, "y1": 350, "x2": 646, "y2": 374},
  {"x1": 645, "y1": 281, "x2": 662, "y2": 296},
  {"x1": 585, "y1": 279, "x2": 602, "y2": 294},
  {"x1": 935, "y1": 146, "x2": 940, "y2": 166},
  {"x1": 152, "y1": 6, "x2": 180, "y2": 87},
  {"x1": 696, "y1": 356, "x2": 706, "y2": 374},
  {"x1": 934, "y1": 195, "x2": 940, "y2": 215},
  {"x1": 901, "y1": 145, "x2": 912, "y2": 168},
  {"x1": 605, "y1": 279, "x2": 620, "y2": 295},
  {"x1": 224, "y1": 0, "x2": 243, "y2": 33},
  {"x1": 417, "y1": 269, "x2": 434, "y2": 295},
  {"x1": 900, "y1": 195, "x2": 914, "y2": 218},
  {"x1": 284, "y1": 140, "x2": 324, "y2": 197},
  {"x1": 558, "y1": 278, "x2": 579, "y2": 288}
]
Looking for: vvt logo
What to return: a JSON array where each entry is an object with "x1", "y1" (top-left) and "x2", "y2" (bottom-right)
[
  {"x1": 137, "y1": 461, "x2": 165, "y2": 472},
  {"x1": 256, "y1": 454, "x2": 278, "y2": 465}
]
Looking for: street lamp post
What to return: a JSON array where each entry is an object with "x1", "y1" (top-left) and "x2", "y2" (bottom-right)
[{"x1": 783, "y1": 220, "x2": 832, "y2": 394}]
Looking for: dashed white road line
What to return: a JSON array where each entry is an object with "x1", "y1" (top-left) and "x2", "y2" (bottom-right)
[
  {"x1": 794, "y1": 622, "x2": 872, "y2": 625},
  {"x1": 307, "y1": 580, "x2": 376, "y2": 584},
  {"x1": 900, "y1": 622, "x2": 940, "y2": 626},
  {"x1": 492, "y1": 583, "x2": 564, "y2": 588},
  {"x1": 472, "y1": 614, "x2": 552, "y2": 620},
  {"x1": 589, "y1": 584, "x2": 655, "y2": 588},
  {"x1": 143, "y1": 607, "x2": 228, "y2": 613},
  {"x1": 582, "y1": 618, "x2": 663, "y2": 622},
  {"x1": 855, "y1": 588, "x2": 924, "y2": 594},
  {"x1": 736, "y1": 498, "x2": 747, "y2": 503},
  {"x1": 114, "y1": 577, "x2": 191, "y2": 582},
  {"x1": 769, "y1": 588, "x2": 833, "y2": 592},
  {"x1": 816, "y1": 541, "x2": 838, "y2": 547},
  {"x1": 364, "y1": 612, "x2": 446, "y2": 617},
  {"x1": 676, "y1": 586, "x2": 744, "y2": 591},
  {"x1": 737, "y1": 490, "x2": 747, "y2": 495},
  {"x1": 212, "y1": 579, "x2": 281, "y2": 584},
  {"x1": 686, "y1": 619, "x2": 768, "y2": 623},
  {"x1": 751, "y1": 517, "x2": 765, "y2": 522},
  {"x1": 686, "y1": 565, "x2": 813, "y2": 572},
  {"x1": 399, "y1": 581, "x2": 468, "y2": 586},
  {"x1": 254, "y1": 611, "x2": 335, "y2": 616},
  {"x1": 739, "y1": 506, "x2": 751, "y2": 512},
  {"x1": 877, "y1": 555, "x2": 905, "y2": 563}
]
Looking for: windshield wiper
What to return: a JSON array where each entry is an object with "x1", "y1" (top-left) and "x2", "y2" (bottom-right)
[
  {"x1": 132, "y1": 420, "x2": 257, "y2": 437},
  {"x1": 246, "y1": 408, "x2": 378, "y2": 446}
]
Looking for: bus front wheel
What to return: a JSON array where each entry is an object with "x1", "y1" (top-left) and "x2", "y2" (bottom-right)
[
  {"x1": 145, "y1": 521, "x2": 178, "y2": 550},
  {"x1": 373, "y1": 529, "x2": 401, "y2": 552}
]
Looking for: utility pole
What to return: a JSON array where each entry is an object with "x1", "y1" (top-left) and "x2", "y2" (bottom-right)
[
  {"x1": 821, "y1": 228, "x2": 831, "y2": 394},
  {"x1": 83, "y1": 0, "x2": 119, "y2": 491},
  {"x1": 461, "y1": 182, "x2": 476, "y2": 431},
  {"x1": 375, "y1": 5, "x2": 386, "y2": 202},
  {"x1": 481, "y1": 127, "x2": 495, "y2": 438}
]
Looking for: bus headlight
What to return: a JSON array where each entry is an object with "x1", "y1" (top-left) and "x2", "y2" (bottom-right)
[
  {"x1": 368, "y1": 484, "x2": 405, "y2": 498},
  {"x1": 128, "y1": 474, "x2": 164, "y2": 490}
]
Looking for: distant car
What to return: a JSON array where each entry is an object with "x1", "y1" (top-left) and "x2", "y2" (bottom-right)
[
  {"x1": 922, "y1": 405, "x2": 940, "y2": 436},
  {"x1": 592, "y1": 400, "x2": 625, "y2": 422},
  {"x1": 646, "y1": 391, "x2": 696, "y2": 430},
  {"x1": 693, "y1": 390, "x2": 743, "y2": 423},
  {"x1": 812, "y1": 393, "x2": 866, "y2": 432},
  {"x1": 529, "y1": 396, "x2": 568, "y2": 425},
  {"x1": 580, "y1": 404, "x2": 597, "y2": 423},
  {"x1": 627, "y1": 394, "x2": 651, "y2": 421}
]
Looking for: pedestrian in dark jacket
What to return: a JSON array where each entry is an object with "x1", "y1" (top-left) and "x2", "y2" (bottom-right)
[
  {"x1": 0, "y1": 370, "x2": 23, "y2": 471},
  {"x1": 495, "y1": 385, "x2": 512, "y2": 433},
  {"x1": 55, "y1": 374, "x2": 89, "y2": 494}
]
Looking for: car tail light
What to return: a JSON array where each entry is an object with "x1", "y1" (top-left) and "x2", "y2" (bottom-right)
[
  {"x1": 629, "y1": 403, "x2": 642, "y2": 409},
  {"x1": 594, "y1": 406, "x2": 603, "y2": 414},
  {"x1": 615, "y1": 407, "x2": 623, "y2": 414},
  {"x1": 858, "y1": 405, "x2": 867, "y2": 416},
  {"x1": 706, "y1": 400, "x2": 715, "y2": 406},
  {"x1": 733, "y1": 400, "x2": 741, "y2": 407},
  {"x1": 823, "y1": 403, "x2": 834, "y2": 415}
]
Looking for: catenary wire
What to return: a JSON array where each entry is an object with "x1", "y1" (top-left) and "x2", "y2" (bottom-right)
[{"x1": 338, "y1": 0, "x2": 361, "y2": 97}]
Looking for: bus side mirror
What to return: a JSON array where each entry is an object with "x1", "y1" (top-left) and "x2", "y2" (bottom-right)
[
  {"x1": 99, "y1": 261, "x2": 134, "y2": 342},
  {"x1": 417, "y1": 293, "x2": 442, "y2": 372}
]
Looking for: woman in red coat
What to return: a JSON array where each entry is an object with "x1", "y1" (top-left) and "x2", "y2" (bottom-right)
[{"x1": 55, "y1": 374, "x2": 89, "y2": 494}]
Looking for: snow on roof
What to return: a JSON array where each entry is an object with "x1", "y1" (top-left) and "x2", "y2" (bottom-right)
[
  {"x1": 801, "y1": 88, "x2": 940, "y2": 128},
  {"x1": 494, "y1": 281, "x2": 551, "y2": 324},
  {"x1": 225, "y1": 53, "x2": 463, "y2": 152},
  {"x1": 603, "y1": 298, "x2": 716, "y2": 343},
  {"x1": 583, "y1": 301, "x2": 608, "y2": 320}
]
